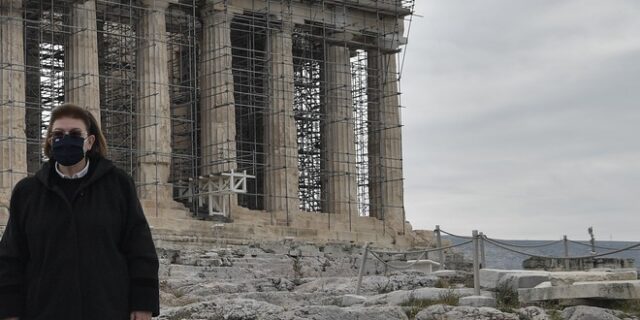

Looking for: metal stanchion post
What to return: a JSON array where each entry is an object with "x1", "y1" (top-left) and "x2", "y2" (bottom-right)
[
  {"x1": 472, "y1": 230, "x2": 480, "y2": 296},
  {"x1": 436, "y1": 225, "x2": 444, "y2": 269},
  {"x1": 356, "y1": 242, "x2": 370, "y2": 295},
  {"x1": 563, "y1": 235, "x2": 570, "y2": 270},
  {"x1": 588, "y1": 227, "x2": 596, "y2": 255},
  {"x1": 479, "y1": 232, "x2": 486, "y2": 269}
]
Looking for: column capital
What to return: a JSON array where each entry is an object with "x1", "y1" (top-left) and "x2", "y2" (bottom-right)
[
  {"x1": 326, "y1": 31, "x2": 355, "y2": 46},
  {"x1": 200, "y1": 1, "x2": 242, "y2": 18},
  {"x1": 139, "y1": 0, "x2": 169, "y2": 11},
  {"x1": 268, "y1": 13, "x2": 294, "y2": 34},
  {"x1": 376, "y1": 34, "x2": 407, "y2": 53}
]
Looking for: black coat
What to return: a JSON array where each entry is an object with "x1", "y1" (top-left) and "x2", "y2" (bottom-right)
[{"x1": 0, "y1": 156, "x2": 160, "y2": 319}]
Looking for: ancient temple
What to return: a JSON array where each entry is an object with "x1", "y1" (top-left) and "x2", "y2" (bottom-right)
[{"x1": 0, "y1": 0, "x2": 425, "y2": 247}]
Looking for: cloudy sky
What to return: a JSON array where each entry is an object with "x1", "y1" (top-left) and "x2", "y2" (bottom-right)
[{"x1": 401, "y1": 1, "x2": 640, "y2": 241}]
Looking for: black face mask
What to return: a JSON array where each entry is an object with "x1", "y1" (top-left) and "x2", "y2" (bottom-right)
[{"x1": 52, "y1": 135, "x2": 86, "y2": 166}]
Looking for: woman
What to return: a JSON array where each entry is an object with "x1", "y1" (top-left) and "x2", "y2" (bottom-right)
[{"x1": 0, "y1": 104, "x2": 159, "y2": 320}]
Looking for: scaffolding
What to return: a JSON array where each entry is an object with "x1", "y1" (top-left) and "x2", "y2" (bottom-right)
[
  {"x1": 293, "y1": 25, "x2": 323, "y2": 213},
  {"x1": 1, "y1": 0, "x2": 414, "y2": 233},
  {"x1": 351, "y1": 49, "x2": 370, "y2": 218}
]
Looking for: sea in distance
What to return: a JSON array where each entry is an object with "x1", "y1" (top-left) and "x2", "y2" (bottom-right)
[{"x1": 443, "y1": 236, "x2": 640, "y2": 271}]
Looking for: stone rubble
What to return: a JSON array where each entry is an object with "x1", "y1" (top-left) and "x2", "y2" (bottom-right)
[{"x1": 153, "y1": 242, "x2": 640, "y2": 320}]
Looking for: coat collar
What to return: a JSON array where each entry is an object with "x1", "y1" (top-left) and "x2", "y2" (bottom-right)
[
  {"x1": 55, "y1": 159, "x2": 91, "y2": 179},
  {"x1": 36, "y1": 155, "x2": 115, "y2": 190}
]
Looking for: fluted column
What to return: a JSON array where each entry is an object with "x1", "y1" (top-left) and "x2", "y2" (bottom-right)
[
  {"x1": 368, "y1": 51, "x2": 405, "y2": 233},
  {"x1": 264, "y1": 20, "x2": 300, "y2": 215},
  {"x1": 199, "y1": 6, "x2": 236, "y2": 176},
  {"x1": 65, "y1": 0, "x2": 101, "y2": 122},
  {"x1": 136, "y1": 0, "x2": 173, "y2": 201},
  {"x1": 0, "y1": 0, "x2": 26, "y2": 209},
  {"x1": 321, "y1": 39, "x2": 358, "y2": 218},
  {"x1": 199, "y1": 5, "x2": 237, "y2": 212}
]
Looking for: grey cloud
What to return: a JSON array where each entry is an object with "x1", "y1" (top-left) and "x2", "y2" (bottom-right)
[{"x1": 401, "y1": 0, "x2": 640, "y2": 240}]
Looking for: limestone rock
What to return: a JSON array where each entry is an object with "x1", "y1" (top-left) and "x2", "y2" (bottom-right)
[
  {"x1": 458, "y1": 295, "x2": 496, "y2": 308},
  {"x1": 151, "y1": 243, "x2": 640, "y2": 319},
  {"x1": 295, "y1": 274, "x2": 438, "y2": 296},
  {"x1": 158, "y1": 299, "x2": 285, "y2": 320},
  {"x1": 341, "y1": 294, "x2": 367, "y2": 306},
  {"x1": 433, "y1": 269, "x2": 474, "y2": 288},
  {"x1": 365, "y1": 287, "x2": 479, "y2": 306},
  {"x1": 239, "y1": 292, "x2": 334, "y2": 308},
  {"x1": 284, "y1": 305, "x2": 409, "y2": 320},
  {"x1": 516, "y1": 306, "x2": 550, "y2": 320},
  {"x1": 562, "y1": 306, "x2": 627, "y2": 320},
  {"x1": 415, "y1": 305, "x2": 519, "y2": 320},
  {"x1": 414, "y1": 304, "x2": 453, "y2": 320}
]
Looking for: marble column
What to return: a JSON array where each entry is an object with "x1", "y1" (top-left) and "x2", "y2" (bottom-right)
[
  {"x1": 65, "y1": 0, "x2": 101, "y2": 122},
  {"x1": 367, "y1": 51, "x2": 405, "y2": 233},
  {"x1": 199, "y1": 6, "x2": 237, "y2": 177},
  {"x1": 199, "y1": 5, "x2": 237, "y2": 212},
  {"x1": 136, "y1": 0, "x2": 173, "y2": 201},
  {"x1": 321, "y1": 39, "x2": 358, "y2": 218},
  {"x1": 264, "y1": 20, "x2": 300, "y2": 215},
  {"x1": 0, "y1": 0, "x2": 26, "y2": 210}
]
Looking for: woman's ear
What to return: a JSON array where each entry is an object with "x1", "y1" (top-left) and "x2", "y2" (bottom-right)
[{"x1": 85, "y1": 134, "x2": 96, "y2": 151}]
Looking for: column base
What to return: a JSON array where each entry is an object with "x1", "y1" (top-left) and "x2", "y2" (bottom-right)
[
  {"x1": 0, "y1": 191, "x2": 10, "y2": 225},
  {"x1": 138, "y1": 185, "x2": 191, "y2": 220}
]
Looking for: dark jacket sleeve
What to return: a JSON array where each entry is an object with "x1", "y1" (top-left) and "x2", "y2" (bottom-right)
[
  {"x1": 0, "y1": 183, "x2": 28, "y2": 318},
  {"x1": 122, "y1": 176, "x2": 160, "y2": 316}
]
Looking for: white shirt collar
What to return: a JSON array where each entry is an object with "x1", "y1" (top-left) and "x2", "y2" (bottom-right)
[{"x1": 55, "y1": 159, "x2": 90, "y2": 179}]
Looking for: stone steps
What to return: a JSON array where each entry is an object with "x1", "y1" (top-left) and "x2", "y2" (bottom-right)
[{"x1": 147, "y1": 218, "x2": 404, "y2": 249}]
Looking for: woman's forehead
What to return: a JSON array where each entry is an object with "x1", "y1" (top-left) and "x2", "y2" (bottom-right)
[{"x1": 51, "y1": 117, "x2": 87, "y2": 130}]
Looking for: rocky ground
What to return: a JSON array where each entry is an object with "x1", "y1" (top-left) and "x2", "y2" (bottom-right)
[{"x1": 156, "y1": 242, "x2": 640, "y2": 320}]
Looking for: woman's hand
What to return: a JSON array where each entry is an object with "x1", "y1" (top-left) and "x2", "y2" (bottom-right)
[{"x1": 130, "y1": 311, "x2": 152, "y2": 320}]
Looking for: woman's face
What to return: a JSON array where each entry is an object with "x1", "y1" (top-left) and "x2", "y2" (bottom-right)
[{"x1": 50, "y1": 117, "x2": 96, "y2": 153}]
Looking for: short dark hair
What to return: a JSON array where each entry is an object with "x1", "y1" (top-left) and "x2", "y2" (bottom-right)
[{"x1": 44, "y1": 103, "x2": 108, "y2": 159}]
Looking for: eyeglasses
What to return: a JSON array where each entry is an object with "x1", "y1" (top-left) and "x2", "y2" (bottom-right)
[{"x1": 50, "y1": 129, "x2": 87, "y2": 140}]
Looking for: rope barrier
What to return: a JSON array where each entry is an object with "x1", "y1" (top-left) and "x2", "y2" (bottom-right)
[
  {"x1": 354, "y1": 239, "x2": 462, "y2": 294},
  {"x1": 441, "y1": 226, "x2": 640, "y2": 254},
  {"x1": 369, "y1": 250, "x2": 429, "y2": 271},
  {"x1": 366, "y1": 240, "x2": 473, "y2": 272},
  {"x1": 438, "y1": 228, "x2": 472, "y2": 240},
  {"x1": 356, "y1": 225, "x2": 640, "y2": 295},
  {"x1": 568, "y1": 239, "x2": 640, "y2": 252},
  {"x1": 484, "y1": 237, "x2": 640, "y2": 260},
  {"x1": 568, "y1": 239, "x2": 617, "y2": 251},
  {"x1": 483, "y1": 236, "x2": 564, "y2": 249},
  {"x1": 482, "y1": 238, "x2": 556, "y2": 259},
  {"x1": 369, "y1": 239, "x2": 473, "y2": 256}
]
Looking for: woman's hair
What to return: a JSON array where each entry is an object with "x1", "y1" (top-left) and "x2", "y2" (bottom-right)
[{"x1": 44, "y1": 103, "x2": 108, "y2": 159}]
